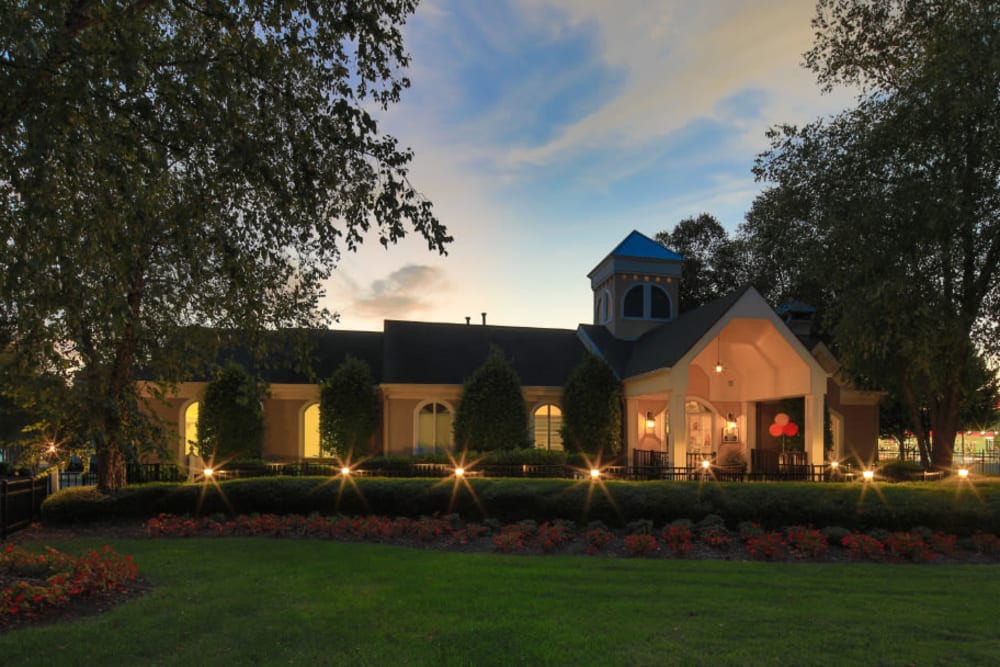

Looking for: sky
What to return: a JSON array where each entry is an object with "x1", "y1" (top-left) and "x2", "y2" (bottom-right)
[{"x1": 322, "y1": 0, "x2": 855, "y2": 333}]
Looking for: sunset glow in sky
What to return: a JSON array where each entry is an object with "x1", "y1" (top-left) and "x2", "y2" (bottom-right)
[{"x1": 322, "y1": 0, "x2": 854, "y2": 332}]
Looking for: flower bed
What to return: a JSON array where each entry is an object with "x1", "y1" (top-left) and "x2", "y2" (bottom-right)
[
  {"x1": 1, "y1": 545, "x2": 138, "y2": 628},
  {"x1": 141, "y1": 513, "x2": 1000, "y2": 564}
]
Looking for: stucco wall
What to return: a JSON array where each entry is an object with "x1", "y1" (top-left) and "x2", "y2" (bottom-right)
[
  {"x1": 261, "y1": 397, "x2": 303, "y2": 461},
  {"x1": 828, "y1": 380, "x2": 879, "y2": 464}
]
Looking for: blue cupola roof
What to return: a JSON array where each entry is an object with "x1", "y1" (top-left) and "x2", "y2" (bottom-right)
[{"x1": 608, "y1": 230, "x2": 684, "y2": 262}]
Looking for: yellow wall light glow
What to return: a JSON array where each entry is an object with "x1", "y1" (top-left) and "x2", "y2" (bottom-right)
[{"x1": 862, "y1": 469, "x2": 874, "y2": 481}]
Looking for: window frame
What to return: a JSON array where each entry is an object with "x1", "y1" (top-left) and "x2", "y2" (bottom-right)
[{"x1": 414, "y1": 400, "x2": 455, "y2": 454}]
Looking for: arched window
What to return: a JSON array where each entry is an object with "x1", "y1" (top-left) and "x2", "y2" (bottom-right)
[
  {"x1": 416, "y1": 402, "x2": 453, "y2": 454},
  {"x1": 533, "y1": 404, "x2": 563, "y2": 451},
  {"x1": 598, "y1": 290, "x2": 611, "y2": 324},
  {"x1": 623, "y1": 285, "x2": 644, "y2": 318},
  {"x1": 650, "y1": 285, "x2": 671, "y2": 319},
  {"x1": 623, "y1": 284, "x2": 673, "y2": 321},
  {"x1": 183, "y1": 401, "x2": 200, "y2": 455},
  {"x1": 303, "y1": 403, "x2": 321, "y2": 458}
]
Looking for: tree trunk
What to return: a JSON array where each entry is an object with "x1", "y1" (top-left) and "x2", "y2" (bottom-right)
[
  {"x1": 96, "y1": 267, "x2": 145, "y2": 492},
  {"x1": 97, "y1": 439, "x2": 127, "y2": 492},
  {"x1": 902, "y1": 381, "x2": 932, "y2": 468},
  {"x1": 929, "y1": 358, "x2": 965, "y2": 471},
  {"x1": 929, "y1": 396, "x2": 962, "y2": 471}
]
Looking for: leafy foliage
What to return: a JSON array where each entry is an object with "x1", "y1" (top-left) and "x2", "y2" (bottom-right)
[
  {"x1": 749, "y1": 0, "x2": 1000, "y2": 467},
  {"x1": 655, "y1": 213, "x2": 742, "y2": 312},
  {"x1": 319, "y1": 356, "x2": 380, "y2": 460},
  {"x1": 197, "y1": 363, "x2": 265, "y2": 461},
  {"x1": 560, "y1": 355, "x2": 622, "y2": 459},
  {"x1": 0, "y1": 2, "x2": 449, "y2": 490},
  {"x1": 453, "y1": 347, "x2": 529, "y2": 451}
]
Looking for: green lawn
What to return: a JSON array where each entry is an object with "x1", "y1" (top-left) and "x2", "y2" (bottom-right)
[{"x1": 2, "y1": 538, "x2": 999, "y2": 666}]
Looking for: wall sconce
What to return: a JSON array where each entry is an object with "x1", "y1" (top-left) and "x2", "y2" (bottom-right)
[{"x1": 645, "y1": 411, "x2": 655, "y2": 430}]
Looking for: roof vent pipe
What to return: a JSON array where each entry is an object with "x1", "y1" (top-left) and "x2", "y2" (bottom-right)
[
  {"x1": 481, "y1": 312, "x2": 487, "y2": 325},
  {"x1": 465, "y1": 316, "x2": 471, "y2": 325}
]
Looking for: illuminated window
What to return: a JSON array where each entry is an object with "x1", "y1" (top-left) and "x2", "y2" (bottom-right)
[
  {"x1": 183, "y1": 401, "x2": 200, "y2": 454},
  {"x1": 533, "y1": 404, "x2": 564, "y2": 451},
  {"x1": 417, "y1": 402, "x2": 453, "y2": 454},
  {"x1": 303, "y1": 403, "x2": 321, "y2": 458}
]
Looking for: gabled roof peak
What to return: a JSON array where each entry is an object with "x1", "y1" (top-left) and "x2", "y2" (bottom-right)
[{"x1": 609, "y1": 230, "x2": 684, "y2": 262}]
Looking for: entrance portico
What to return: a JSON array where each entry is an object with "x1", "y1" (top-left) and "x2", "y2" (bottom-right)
[{"x1": 618, "y1": 289, "x2": 829, "y2": 471}]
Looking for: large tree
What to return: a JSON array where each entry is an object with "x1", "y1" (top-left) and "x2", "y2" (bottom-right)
[
  {"x1": 751, "y1": 0, "x2": 1000, "y2": 469},
  {"x1": 0, "y1": 2, "x2": 450, "y2": 490},
  {"x1": 655, "y1": 213, "x2": 742, "y2": 313}
]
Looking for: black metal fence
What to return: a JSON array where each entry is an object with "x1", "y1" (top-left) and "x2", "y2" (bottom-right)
[
  {"x1": 1, "y1": 475, "x2": 50, "y2": 540},
  {"x1": 59, "y1": 463, "x2": 186, "y2": 489},
  {"x1": 56, "y1": 450, "x2": 994, "y2": 489}
]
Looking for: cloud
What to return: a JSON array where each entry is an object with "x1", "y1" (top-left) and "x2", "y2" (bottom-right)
[
  {"x1": 501, "y1": 0, "x2": 827, "y2": 169},
  {"x1": 332, "y1": 264, "x2": 450, "y2": 323}
]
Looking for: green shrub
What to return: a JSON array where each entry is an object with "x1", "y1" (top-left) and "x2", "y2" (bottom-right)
[
  {"x1": 821, "y1": 526, "x2": 851, "y2": 543},
  {"x1": 38, "y1": 478, "x2": 1000, "y2": 535},
  {"x1": 560, "y1": 354, "x2": 622, "y2": 459},
  {"x1": 197, "y1": 362, "x2": 265, "y2": 460},
  {"x1": 877, "y1": 460, "x2": 925, "y2": 482},
  {"x1": 453, "y1": 347, "x2": 529, "y2": 451},
  {"x1": 319, "y1": 356, "x2": 380, "y2": 459},
  {"x1": 40, "y1": 487, "x2": 112, "y2": 524},
  {"x1": 696, "y1": 513, "x2": 727, "y2": 532},
  {"x1": 480, "y1": 448, "x2": 567, "y2": 466}
]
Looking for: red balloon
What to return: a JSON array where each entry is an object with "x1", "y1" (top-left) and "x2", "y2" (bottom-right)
[
  {"x1": 783, "y1": 422, "x2": 799, "y2": 437},
  {"x1": 768, "y1": 423, "x2": 784, "y2": 437}
]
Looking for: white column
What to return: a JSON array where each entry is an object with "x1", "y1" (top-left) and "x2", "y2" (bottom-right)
[
  {"x1": 805, "y1": 393, "x2": 825, "y2": 466},
  {"x1": 625, "y1": 397, "x2": 639, "y2": 463},
  {"x1": 669, "y1": 390, "x2": 688, "y2": 468}
]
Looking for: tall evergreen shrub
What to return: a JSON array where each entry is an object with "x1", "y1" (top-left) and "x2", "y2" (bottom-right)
[
  {"x1": 319, "y1": 356, "x2": 380, "y2": 459},
  {"x1": 561, "y1": 354, "x2": 622, "y2": 459},
  {"x1": 197, "y1": 362, "x2": 265, "y2": 460},
  {"x1": 453, "y1": 347, "x2": 528, "y2": 451}
]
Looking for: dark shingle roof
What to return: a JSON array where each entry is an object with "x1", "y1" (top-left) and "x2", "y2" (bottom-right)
[
  {"x1": 582, "y1": 286, "x2": 754, "y2": 379},
  {"x1": 251, "y1": 329, "x2": 384, "y2": 383},
  {"x1": 381, "y1": 320, "x2": 587, "y2": 386}
]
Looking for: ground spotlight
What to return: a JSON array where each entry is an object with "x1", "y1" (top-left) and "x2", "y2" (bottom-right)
[{"x1": 862, "y1": 469, "x2": 874, "y2": 481}]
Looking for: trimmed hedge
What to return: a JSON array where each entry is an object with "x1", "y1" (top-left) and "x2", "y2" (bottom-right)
[{"x1": 40, "y1": 478, "x2": 1000, "y2": 535}]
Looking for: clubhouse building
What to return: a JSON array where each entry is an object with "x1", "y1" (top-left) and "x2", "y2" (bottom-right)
[{"x1": 145, "y1": 231, "x2": 881, "y2": 473}]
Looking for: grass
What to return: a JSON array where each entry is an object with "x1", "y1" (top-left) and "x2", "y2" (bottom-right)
[{"x1": 2, "y1": 539, "x2": 999, "y2": 665}]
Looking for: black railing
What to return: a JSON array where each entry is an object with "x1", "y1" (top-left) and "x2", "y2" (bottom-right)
[
  {"x1": 1, "y1": 475, "x2": 50, "y2": 540},
  {"x1": 59, "y1": 464, "x2": 186, "y2": 488}
]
